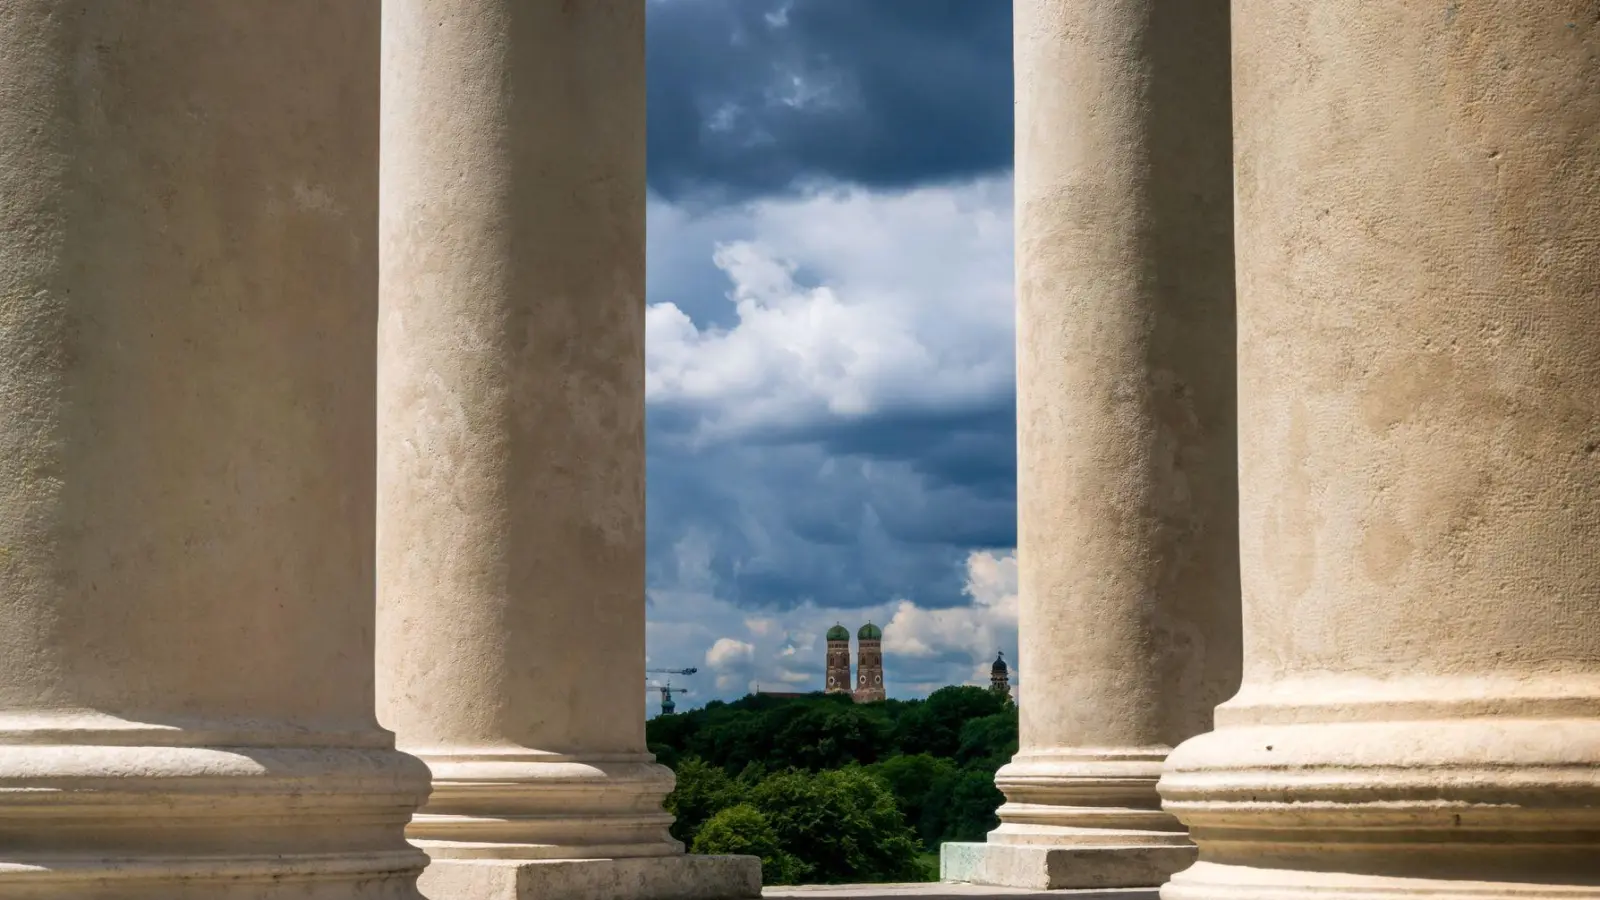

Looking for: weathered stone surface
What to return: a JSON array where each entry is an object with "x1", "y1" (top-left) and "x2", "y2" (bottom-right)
[
  {"x1": 767, "y1": 885, "x2": 1156, "y2": 899},
  {"x1": 976, "y1": 0, "x2": 1238, "y2": 886},
  {"x1": 941, "y1": 843, "x2": 1195, "y2": 891},
  {"x1": 420, "y1": 856, "x2": 760, "y2": 900},
  {"x1": 0, "y1": 2, "x2": 429, "y2": 896},
  {"x1": 375, "y1": 1, "x2": 755, "y2": 894},
  {"x1": 1157, "y1": 2, "x2": 1600, "y2": 898},
  {"x1": 374, "y1": 0, "x2": 680, "y2": 864}
]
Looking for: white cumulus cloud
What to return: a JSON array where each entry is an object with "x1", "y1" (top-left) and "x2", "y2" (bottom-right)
[
  {"x1": 647, "y1": 548, "x2": 1019, "y2": 713},
  {"x1": 646, "y1": 176, "x2": 1013, "y2": 443},
  {"x1": 883, "y1": 549, "x2": 1018, "y2": 686},
  {"x1": 706, "y1": 637, "x2": 756, "y2": 670}
]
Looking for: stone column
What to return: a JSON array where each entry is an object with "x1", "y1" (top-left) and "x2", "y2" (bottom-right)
[
  {"x1": 1159, "y1": 5, "x2": 1600, "y2": 899},
  {"x1": 0, "y1": 3, "x2": 429, "y2": 898},
  {"x1": 374, "y1": 2, "x2": 757, "y2": 898},
  {"x1": 942, "y1": 0, "x2": 1239, "y2": 890}
]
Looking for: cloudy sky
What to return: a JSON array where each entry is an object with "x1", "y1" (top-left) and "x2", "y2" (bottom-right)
[{"x1": 644, "y1": 0, "x2": 1016, "y2": 713}]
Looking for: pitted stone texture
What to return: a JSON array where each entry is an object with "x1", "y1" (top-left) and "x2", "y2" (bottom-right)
[
  {"x1": 0, "y1": 1, "x2": 427, "y2": 895},
  {"x1": 942, "y1": 843, "x2": 1195, "y2": 891},
  {"x1": 375, "y1": 0, "x2": 687, "y2": 866},
  {"x1": 1158, "y1": 1, "x2": 1600, "y2": 898},
  {"x1": 418, "y1": 856, "x2": 760, "y2": 900},
  {"x1": 768, "y1": 886, "x2": 1157, "y2": 899},
  {"x1": 996, "y1": 0, "x2": 1237, "y2": 861}
]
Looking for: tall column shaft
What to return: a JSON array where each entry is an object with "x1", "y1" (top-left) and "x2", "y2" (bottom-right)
[
  {"x1": 377, "y1": 4, "x2": 757, "y2": 890},
  {"x1": 0, "y1": 3, "x2": 429, "y2": 897},
  {"x1": 944, "y1": 0, "x2": 1240, "y2": 890},
  {"x1": 1159, "y1": 3, "x2": 1600, "y2": 898},
  {"x1": 376, "y1": 0, "x2": 667, "y2": 861}
]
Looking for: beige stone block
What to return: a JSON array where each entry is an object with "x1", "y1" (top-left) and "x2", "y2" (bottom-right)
[
  {"x1": 941, "y1": 843, "x2": 1195, "y2": 891},
  {"x1": 418, "y1": 856, "x2": 761, "y2": 900},
  {"x1": 767, "y1": 885, "x2": 1150, "y2": 899}
]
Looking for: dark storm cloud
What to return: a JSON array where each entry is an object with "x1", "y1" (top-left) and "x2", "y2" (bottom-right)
[
  {"x1": 647, "y1": 434, "x2": 991, "y2": 613},
  {"x1": 755, "y1": 413, "x2": 1015, "y2": 549},
  {"x1": 649, "y1": 386, "x2": 1016, "y2": 550},
  {"x1": 646, "y1": 0, "x2": 1013, "y2": 203},
  {"x1": 771, "y1": 403, "x2": 1017, "y2": 498}
]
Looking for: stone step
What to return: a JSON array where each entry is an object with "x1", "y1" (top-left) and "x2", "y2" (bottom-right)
[{"x1": 764, "y1": 886, "x2": 1160, "y2": 900}]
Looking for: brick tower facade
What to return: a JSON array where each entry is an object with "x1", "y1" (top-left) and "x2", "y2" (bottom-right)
[
  {"x1": 853, "y1": 623, "x2": 886, "y2": 703},
  {"x1": 824, "y1": 624, "x2": 852, "y2": 694}
]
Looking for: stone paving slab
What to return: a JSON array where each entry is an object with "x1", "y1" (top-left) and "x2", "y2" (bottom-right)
[
  {"x1": 764, "y1": 885, "x2": 1160, "y2": 899},
  {"x1": 419, "y1": 855, "x2": 761, "y2": 899},
  {"x1": 940, "y1": 843, "x2": 1195, "y2": 891}
]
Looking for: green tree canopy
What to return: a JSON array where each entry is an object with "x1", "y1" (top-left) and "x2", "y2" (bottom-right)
[
  {"x1": 956, "y1": 710, "x2": 1019, "y2": 769},
  {"x1": 692, "y1": 804, "x2": 808, "y2": 885},
  {"x1": 748, "y1": 767, "x2": 923, "y2": 884},
  {"x1": 664, "y1": 757, "x2": 742, "y2": 848},
  {"x1": 867, "y1": 753, "x2": 960, "y2": 847},
  {"x1": 649, "y1": 686, "x2": 1016, "y2": 877},
  {"x1": 771, "y1": 704, "x2": 888, "y2": 770},
  {"x1": 892, "y1": 685, "x2": 1009, "y2": 758},
  {"x1": 941, "y1": 768, "x2": 1005, "y2": 842}
]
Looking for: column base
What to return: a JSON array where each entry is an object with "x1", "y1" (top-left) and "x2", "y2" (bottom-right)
[
  {"x1": 1164, "y1": 862, "x2": 1600, "y2": 900},
  {"x1": 940, "y1": 842, "x2": 1196, "y2": 890},
  {"x1": 0, "y1": 716, "x2": 431, "y2": 899},
  {"x1": 1159, "y1": 687, "x2": 1600, "y2": 896},
  {"x1": 407, "y1": 752, "x2": 682, "y2": 858},
  {"x1": 417, "y1": 854, "x2": 762, "y2": 900},
  {"x1": 0, "y1": 855, "x2": 426, "y2": 900}
]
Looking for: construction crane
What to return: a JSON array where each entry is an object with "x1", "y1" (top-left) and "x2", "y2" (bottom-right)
[
  {"x1": 647, "y1": 680, "x2": 691, "y2": 715},
  {"x1": 644, "y1": 667, "x2": 696, "y2": 715}
]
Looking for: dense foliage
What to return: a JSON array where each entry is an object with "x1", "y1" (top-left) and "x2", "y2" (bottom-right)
[
  {"x1": 692, "y1": 804, "x2": 807, "y2": 884},
  {"x1": 649, "y1": 686, "x2": 1016, "y2": 885}
]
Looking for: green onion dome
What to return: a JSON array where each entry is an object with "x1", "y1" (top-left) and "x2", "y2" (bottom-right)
[
  {"x1": 858, "y1": 622, "x2": 883, "y2": 641},
  {"x1": 826, "y1": 624, "x2": 851, "y2": 641}
]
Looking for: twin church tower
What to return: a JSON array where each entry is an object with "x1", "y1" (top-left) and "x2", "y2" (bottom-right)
[{"x1": 824, "y1": 623, "x2": 886, "y2": 703}]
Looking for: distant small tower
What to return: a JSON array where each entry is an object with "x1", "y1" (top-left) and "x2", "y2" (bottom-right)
[
  {"x1": 655, "y1": 682, "x2": 681, "y2": 716},
  {"x1": 853, "y1": 622, "x2": 886, "y2": 703},
  {"x1": 825, "y1": 624, "x2": 852, "y2": 694},
  {"x1": 990, "y1": 651, "x2": 1011, "y2": 701}
]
